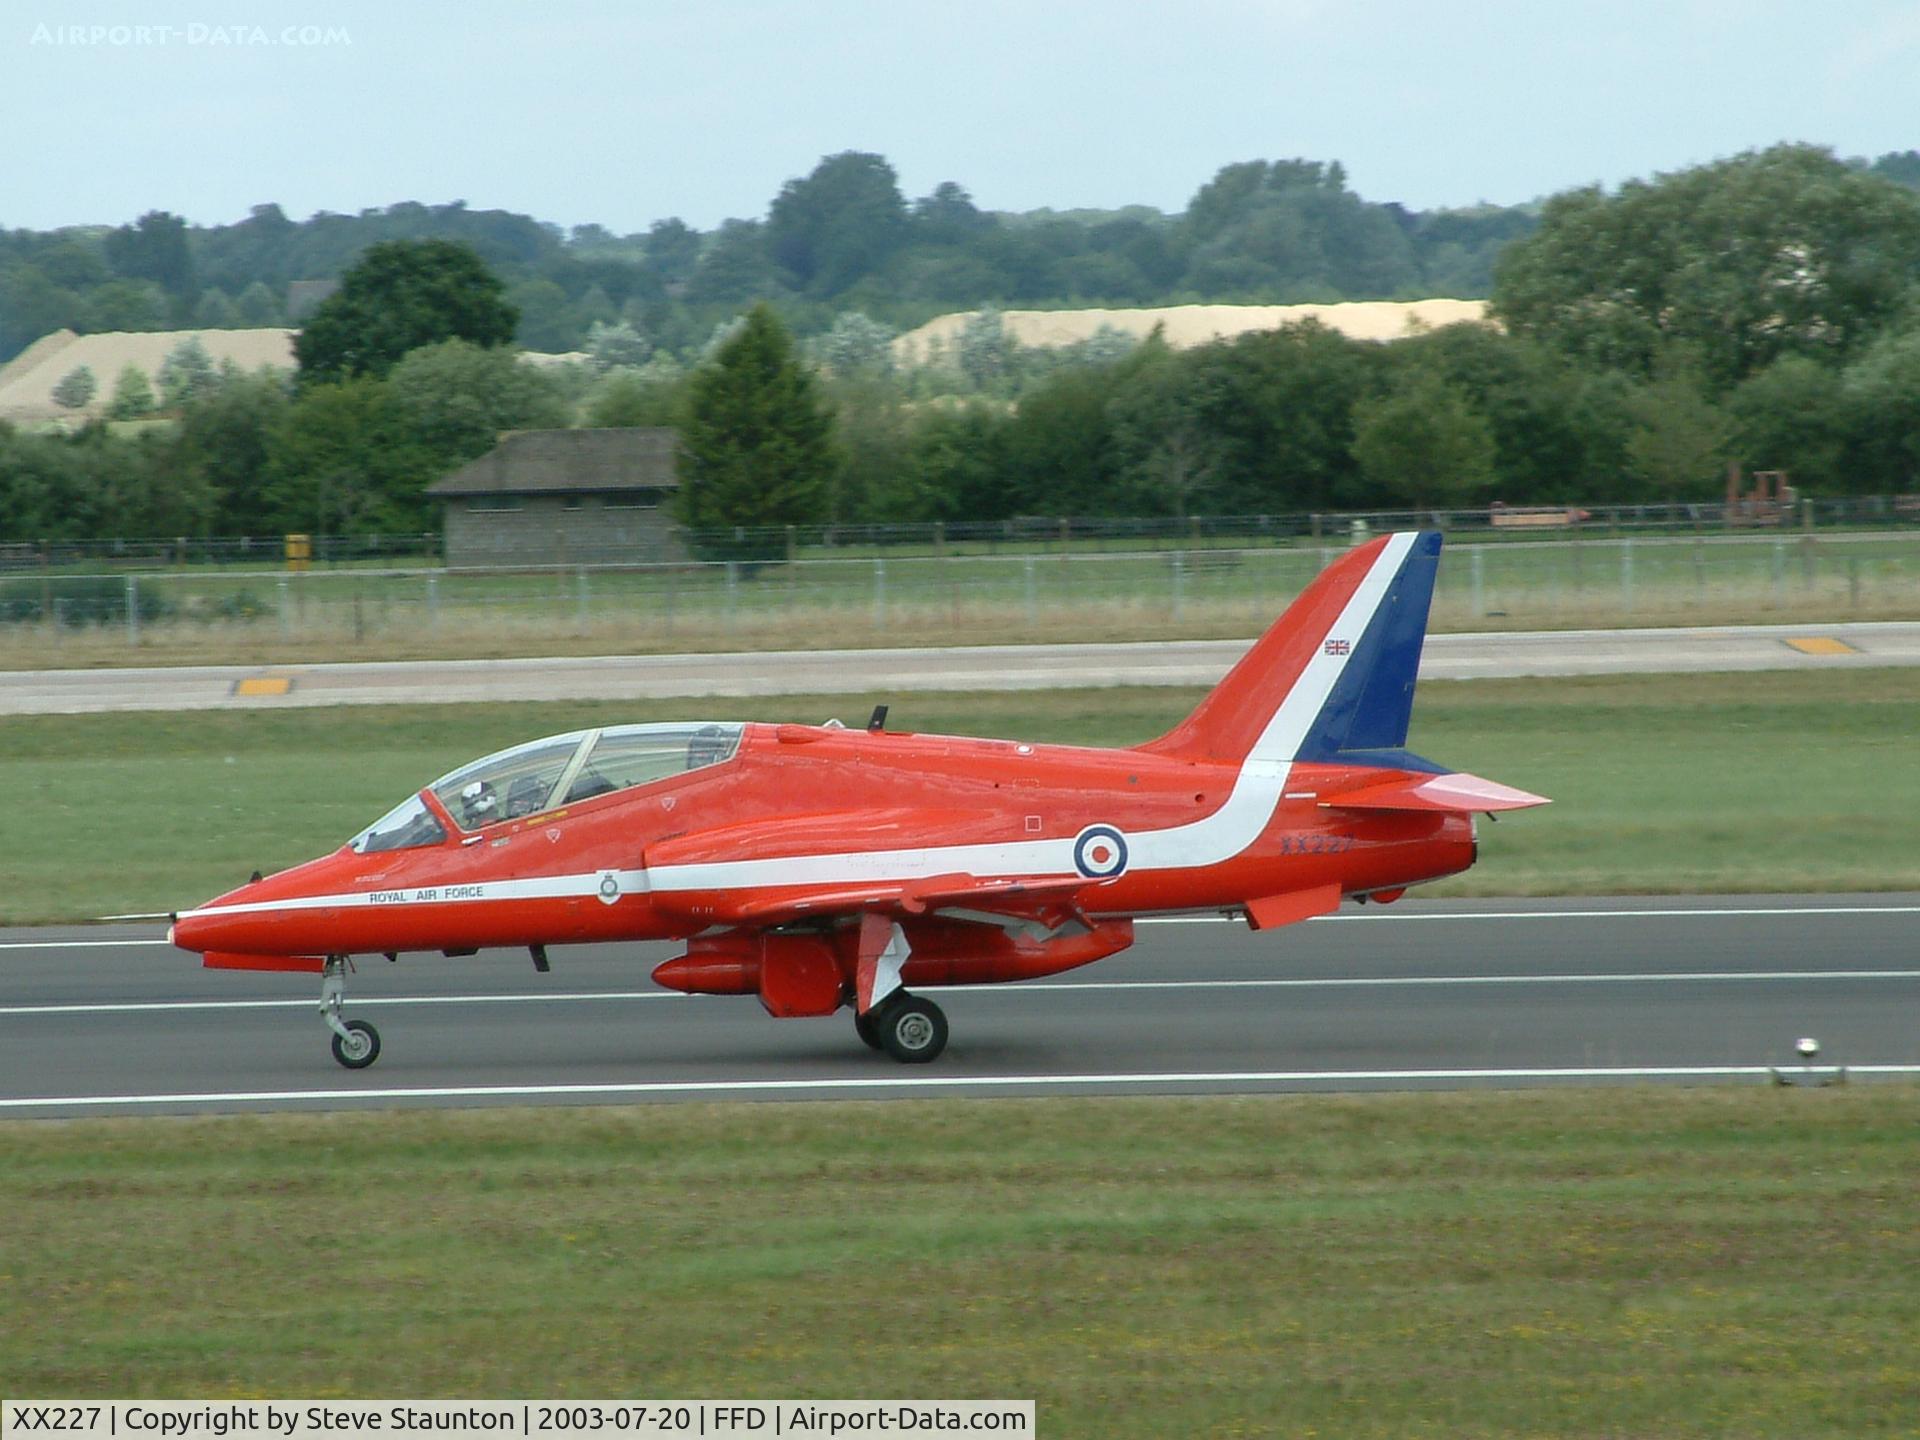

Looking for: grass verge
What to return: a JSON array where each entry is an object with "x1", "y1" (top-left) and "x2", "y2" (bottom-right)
[
  {"x1": 2, "y1": 668, "x2": 1916, "y2": 923},
  {"x1": 1, "y1": 1088, "x2": 1916, "y2": 1435}
]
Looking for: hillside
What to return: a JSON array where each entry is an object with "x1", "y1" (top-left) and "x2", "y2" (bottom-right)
[{"x1": 893, "y1": 299, "x2": 1489, "y2": 362}]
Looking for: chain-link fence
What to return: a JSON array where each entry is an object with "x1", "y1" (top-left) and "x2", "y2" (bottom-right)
[
  {"x1": 3, "y1": 494, "x2": 1918, "y2": 575},
  {"x1": 3, "y1": 531, "x2": 1915, "y2": 663}
]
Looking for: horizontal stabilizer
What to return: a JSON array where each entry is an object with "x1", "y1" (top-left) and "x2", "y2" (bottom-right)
[{"x1": 1321, "y1": 772, "x2": 1550, "y2": 814}]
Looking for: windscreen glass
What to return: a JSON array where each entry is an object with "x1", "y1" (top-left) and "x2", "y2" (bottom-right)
[
  {"x1": 430, "y1": 732, "x2": 589, "y2": 829},
  {"x1": 349, "y1": 793, "x2": 447, "y2": 854},
  {"x1": 564, "y1": 723, "x2": 742, "y2": 802}
]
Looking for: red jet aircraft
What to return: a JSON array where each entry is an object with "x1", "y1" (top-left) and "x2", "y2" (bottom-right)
[{"x1": 171, "y1": 531, "x2": 1546, "y2": 1067}]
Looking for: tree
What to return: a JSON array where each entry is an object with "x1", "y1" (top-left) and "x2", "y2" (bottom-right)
[
  {"x1": 106, "y1": 364, "x2": 155, "y2": 419},
  {"x1": 0, "y1": 263, "x2": 81, "y2": 359},
  {"x1": 103, "y1": 210, "x2": 197, "y2": 301},
  {"x1": 675, "y1": 304, "x2": 835, "y2": 553},
  {"x1": 681, "y1": 220, "x2": 786, "y2": 307},
  {"x1": 812, "y1": 312, "x2": 895, "y2": 378},
  {"x1": 585, "y1": 319, "x2": 651, "y2": 372},
  {"x1": 1839, "y1": 323, "x2": 1920, "y2": 492},
  {"x1": 81, "y1": 279, "x2": 168, "y2": 333},
  {"x1": 51, "y1": 365, "x2": 97, "y2": 411},
  {"x1": 642, "y1": 217, "x2": 703, "y2": 286},
  {"x1": 157, "y1": 337, "x2": 219, "y2": 409},
  {"x1": 385, "y1": 339, "x2": 570, "y2": 464},
  {"x1": 507, "y1": 276, "x2": 577, "y2": 352},
  {"x1": 1730, "y1": 355, "x2": 1849, "y2": 493},
  {"x1": 585, "y1": 358, "x2": 686, "y2": 428},
  {"x1": 193, "y1": 288, "x2": 238, "y2": 328},
  {"x1": 1106, "y1": 340, "x2": 1223, "y2": 518},
  {"x1": 1620, "y1": 368, "x2": 1734, "y2": 499},
  {"x1": 767, "y1": 152, "x2": 910, "y2": 295},
  {"x1": 169, "y1": 371, "x2": 290, "y2": 533},
  {"x1": 1492, "y1": 145, "x2": 1920, "y2": 385},
  {"x1": 234, "y1": 280, "x2": 282, "y2": 326},
  {"x1": 956, "y1": 307, "x2": 1017, "y2": 391},
  {"x1": 1350, "y1": 373, "x2": 1497, "y2": 509},
  {"x1": 293, "y1": 240, "x2": 518, "y2": 382},
  {"x1": 264, "y1": 376, "x2": 437, "y2": 533}
]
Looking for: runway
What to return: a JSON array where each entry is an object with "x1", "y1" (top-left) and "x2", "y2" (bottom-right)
[
  {"x1": 3, "y1": 894, "x2": 1916, "y2": 1118},
  {"x1": 4, "y1": 621, "x2": 1916, "y2": 714}
]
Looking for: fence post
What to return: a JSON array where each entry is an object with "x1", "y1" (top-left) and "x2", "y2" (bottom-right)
[
  {"x1": 1849, "y1": 556, "x2": 1860, "y2": 610},
  {"x1": 872, "y1": 558, "x2": 886, "y2": 630},
  {"x1": 1471, "y1": 546, "x2": 1485, "y2": 617},
  {"x1": 1023, "y1": 555, "x2": 1037, "y2": 626},
  {"x1": 1771, "y1": 540, "x2": 1785, "y2": 608},
  {"x1": 279, "y1": 576, "x2": 291, "y2": 637},
  {"x1": 577, "y1": 568, "x2": 589, "y2": 634},
  {"x1": 425, "y1": 575, "x2": 438, "y2": 631},
  {"x1": 725, "y1": 561, "x2": 739, "y2": 630},
  {"x1": 125, "y1": 576, "x2": 139, "y2": 647},
  {"x1": 1620, "y1": 539, "x2": 1634, "y2": 612},
  {"x1": 1171, "y1": 551, "x2": 1185, "y2": 621}
]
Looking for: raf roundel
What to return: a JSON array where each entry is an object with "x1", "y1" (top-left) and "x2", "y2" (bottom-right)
[{"x1": 1073, "y1": 824, "x2": 1130, "y2": 880}]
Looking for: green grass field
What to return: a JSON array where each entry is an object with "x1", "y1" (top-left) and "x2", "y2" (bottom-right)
[
  {"x1": 2, "y1": 1088, "x2": 1916, "y2": 1434},
  {"x1": 1, "y1": 669, "x2": 1915, "y2": 924}
]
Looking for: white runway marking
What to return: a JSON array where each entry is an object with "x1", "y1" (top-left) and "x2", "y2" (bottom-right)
[
  {"x1": 6, "y1": 1065, "x2": 1920, "y2": 1110},
  {"x1": 6, "y1": 969, "x2": 1919, "y2": 1018}
]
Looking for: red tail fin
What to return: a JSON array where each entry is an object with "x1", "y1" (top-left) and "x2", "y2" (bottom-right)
[{"x1": 1138, "y1": 533, "x2": 1438, "y2": 766}]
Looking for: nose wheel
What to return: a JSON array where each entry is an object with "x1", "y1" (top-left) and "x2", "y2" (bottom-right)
[{"x1": 321, "y1": 957, "x2": 381, "y2": 1069}]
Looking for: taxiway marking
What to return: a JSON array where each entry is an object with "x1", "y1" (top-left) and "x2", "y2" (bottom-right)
[{"x1": 6, "y1": 969, "x2": 1919, "y2": 1018}]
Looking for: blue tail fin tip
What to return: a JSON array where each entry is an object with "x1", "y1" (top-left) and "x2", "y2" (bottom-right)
[{"x1": 1293, "y1": 531, "x2": 1443, "y2": 766}]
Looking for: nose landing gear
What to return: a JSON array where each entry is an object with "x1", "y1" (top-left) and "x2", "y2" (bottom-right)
[{"x1": 321, "y1": 956, "x2": 381, "y2": 1069}]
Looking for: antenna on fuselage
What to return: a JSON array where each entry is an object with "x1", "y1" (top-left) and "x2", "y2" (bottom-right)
[{"x1": 867, "y1": 705, "x2": 889, "y2": 732}]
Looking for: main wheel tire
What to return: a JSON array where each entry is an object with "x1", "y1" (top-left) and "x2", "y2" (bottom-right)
[
  {"x1": 853, "y1": 1009, "x2": 885, "y2": 1051},
  {"x1": 878, "y1": 995, "x2": 948, "y2": 1064},
  {"x1": 330, "y1": 1019, "x2": 381, "y2": 1070}
]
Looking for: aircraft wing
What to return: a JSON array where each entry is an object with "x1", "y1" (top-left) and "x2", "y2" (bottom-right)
[
  {"x1": 1320, "y1": 771, "x2": 1550, "y2": 813},
  {"x1": 645, "y1": 809, "x2": 1099, "y2": 928}
]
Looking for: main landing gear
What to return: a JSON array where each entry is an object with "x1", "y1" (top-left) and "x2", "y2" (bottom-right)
[
  {"x1": 321, "y1": 956, "x2": 381, "y2": 1069},
  {"x1": 856, "y1": 991, "x2": 949, "y2": 1063}
]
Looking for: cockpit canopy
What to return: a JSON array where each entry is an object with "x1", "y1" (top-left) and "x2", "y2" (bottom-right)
[{"x1": 349, "y1": 722, "x2": 743, "y2": 854}]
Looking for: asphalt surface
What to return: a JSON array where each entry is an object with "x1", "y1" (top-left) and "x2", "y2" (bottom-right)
[
  {"x1": 4, "y1": 621, "x2": 1917, "y2": 714},
  {"x1": 3, "y1": 894, "x2": 1916, "y2": 1118}
]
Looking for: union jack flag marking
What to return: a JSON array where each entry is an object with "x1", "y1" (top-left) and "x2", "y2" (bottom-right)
[{"x1": 1324, "y1": 639, "x2": 1351, "y2": 656}]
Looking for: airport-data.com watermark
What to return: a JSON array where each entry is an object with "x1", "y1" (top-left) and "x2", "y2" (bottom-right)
[{"x1": 30, "y1": 21, "x2": 351, "y2": 47}]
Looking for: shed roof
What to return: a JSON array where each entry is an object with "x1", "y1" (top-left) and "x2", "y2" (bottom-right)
[{"x1": 426, "y1": 427, "x2": 680, "y2": 497}]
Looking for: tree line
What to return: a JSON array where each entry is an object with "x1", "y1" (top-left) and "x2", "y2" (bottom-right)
[
  {"x1": 0, "y1": 151, "x2": 1546, "y2": 366},
  {"x1": 4, "y1": 144, "x2": 1920, "y2": 547}
]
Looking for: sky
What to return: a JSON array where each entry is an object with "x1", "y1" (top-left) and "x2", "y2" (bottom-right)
[{"x1": 7, "y1": 0, "x2": 1920, "y2": 234}]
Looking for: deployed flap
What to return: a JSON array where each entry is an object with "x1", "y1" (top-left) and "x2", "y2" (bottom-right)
[
  {"x1": 1321, "y1": 772, "x2": 1550, "y2": 814},
  {"x1": 1244, "y1": 884, "x2": 1343, "y2": 932}
]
